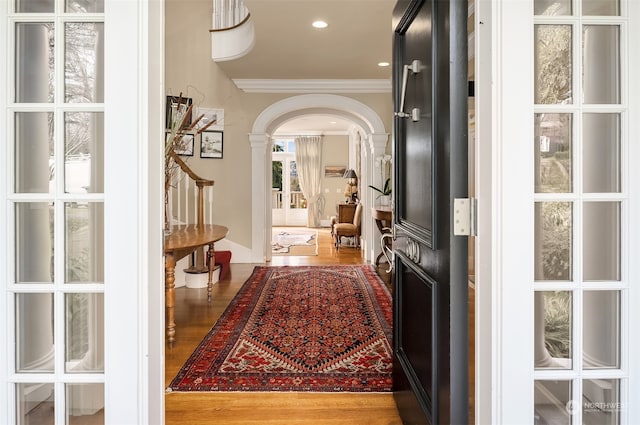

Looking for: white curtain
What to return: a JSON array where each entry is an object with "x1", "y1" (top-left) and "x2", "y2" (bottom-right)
[{"x1": 294, "y1": 136, "x2": 325, "y2": 227}]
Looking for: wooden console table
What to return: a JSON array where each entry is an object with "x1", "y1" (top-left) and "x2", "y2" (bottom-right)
[
  {"x1": 372, "y1": 206, "x2": 393, "y2": 266},
  {"x1": 164, "y1": 224, "x2": 228, "y2": 347}
]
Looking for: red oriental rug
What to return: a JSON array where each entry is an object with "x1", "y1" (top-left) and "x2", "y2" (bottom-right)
[{"x1": 168, "y1": 265, "x2": 393, "y2": 392}]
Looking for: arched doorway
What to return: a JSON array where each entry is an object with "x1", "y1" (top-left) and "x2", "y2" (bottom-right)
[{"x1": 248, "y1": 94, "x2": 389, "y2": 263}]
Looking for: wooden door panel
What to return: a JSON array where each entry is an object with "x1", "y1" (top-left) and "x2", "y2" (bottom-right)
[
  {"x1": 392, "y1": 0, "x2": 468, "y2": 423},
  {"x1": 394, "y1": 255, "x2": 437, "y2": 421},
  {"x1": 394, "y1": 0, "x2": 435, "y2": 247}
]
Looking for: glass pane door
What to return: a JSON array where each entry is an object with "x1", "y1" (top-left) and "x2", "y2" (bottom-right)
[
  {"x1": 8, "y1": 2, "x2": 105, "y2": 423},
  {"x1": 272, "y1": 153, "x2": 307, "y2": 226},
  {"x1": 533, "y1": 1, "x2": 625, "y2": 423}
]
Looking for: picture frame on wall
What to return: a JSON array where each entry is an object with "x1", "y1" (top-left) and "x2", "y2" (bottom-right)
[
  {"x1": 194, "y1": 107, "x2": 224, "y2": 131},
  {"x1": 167, "y1": 131, "x2": 195, "y2": 156},
  {"x1": 324, "y1": 165, "x2": 347, "y2": 178},
  {"x1": 200, "y1": 130, "x2": 223, "y2": 159},
  {"x1": 165, "y1": 95, "x2": 193, "y2": 130}
]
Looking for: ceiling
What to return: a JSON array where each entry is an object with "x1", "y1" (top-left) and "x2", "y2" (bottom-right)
[{"x1": 216, "y1": 0, "x2": 395, "y2": 133}]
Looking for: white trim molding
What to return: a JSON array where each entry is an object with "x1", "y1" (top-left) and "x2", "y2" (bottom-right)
[
  {"x1": 249, "y1": 94, "x2": 388, "y2": 264},
  {"x1": 233, "y1": 79, "x2": 392, "y2": 93}
]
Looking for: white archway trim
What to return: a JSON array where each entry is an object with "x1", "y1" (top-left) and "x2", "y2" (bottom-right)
[
  {"x1": 252, "y1": 94, "x2": 386, "y2": 136},
  {"x1": 249, "y1": 94, "x2": 388, "y2": 263}
]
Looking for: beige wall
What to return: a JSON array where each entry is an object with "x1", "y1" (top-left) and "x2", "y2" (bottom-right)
[
  {"x1": 321, "y1": 135, "x2": 350, "y2": 222},
  {"x1": 165, "y1": 0, "x2": 392, "y2": 248}
]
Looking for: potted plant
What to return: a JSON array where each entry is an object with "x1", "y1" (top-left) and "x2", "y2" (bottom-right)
[
  {"x1": 369, "y1": 178, "x2": 391, "y2": 205},
  {"x1": 369, "y1": 154, "x2": 392, "y2": 206}
]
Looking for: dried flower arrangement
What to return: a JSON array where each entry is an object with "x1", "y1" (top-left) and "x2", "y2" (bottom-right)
[{"x1": 164, "y1": 94, "x2": 216, "y2": 192}]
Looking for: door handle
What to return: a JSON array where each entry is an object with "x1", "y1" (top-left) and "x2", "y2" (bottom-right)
[
  {"x1": 381, "y1": 231, "x2": 394, "y2": 273},
  {"x1": 395, "y1": 60, "x2": 421, "y2": 122}
]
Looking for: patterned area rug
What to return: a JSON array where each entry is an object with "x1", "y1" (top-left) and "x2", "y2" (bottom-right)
[
  {"x1": 271, "y1": 228, "x2": 317, "y2": 255},
  {"x1": 168, "y1": 265, "x2": 392, "y2": 392}
]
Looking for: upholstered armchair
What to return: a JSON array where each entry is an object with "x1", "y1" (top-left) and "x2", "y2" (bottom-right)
[{"x1": 334, "y1": 202, "x2": 363, "y2": 250}]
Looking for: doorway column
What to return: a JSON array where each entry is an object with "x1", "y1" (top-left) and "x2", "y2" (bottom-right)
[
  {"x1": 365, "y1": 133, "x2": 390, "y2": 264},
  {"x1": 249, "y1": 132, "x2": 270, "y2": 262}
]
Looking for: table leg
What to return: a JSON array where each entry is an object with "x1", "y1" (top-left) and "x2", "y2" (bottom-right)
[
  {"x1": 374, "y1": 218, "x2": 392, "y2": 266},
  {"x1": 207, "y1": 242, "x2": 215, "y2": 303},
  {"x1": 165, "y1": 253, "x2": 176, "y2": 348}
]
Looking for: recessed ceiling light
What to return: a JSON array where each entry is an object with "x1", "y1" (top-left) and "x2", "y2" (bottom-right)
[
  {"x1": 312, "y1": 20, "x2": 328, "y2": 29},
  {"x1": 378, "y1": 62, "x2": 390, "y2": 67},
  {"x1": 329, "y1": 121, "x2": 337, "y2": 124}
]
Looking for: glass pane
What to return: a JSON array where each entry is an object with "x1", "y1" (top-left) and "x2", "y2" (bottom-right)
[
  {"x1": 583, "y1": 379, "x2": 620, "y2": 424},
  {"x1": 534, "y1": 380, "x2": 572, "y2": 424},
  {"x1": 535, "y1": 202, "x2": 573, "y2": 281},
  {"x1": 66, "y1": 384, "x2": 105, "y2": 423},
  {"x1": 273, "y1": 140, "x2": 285, "y2": 152},
  {"x1": 583, "y1": 0, "x2": 620, "y2": 16},
  {"x1": 583, "y1": 202, "x2": 620, "y2": 281},
  {"x1": 65, "y1": 112, "x2": 104, "y2": 193},
  {"x1": 15, "y1": 23, "x2": 54, "y2": 103},
  {"x1": 65, "y1": 22, "x2": 104, "y2": 103},
  {"x1": 65, "y1": 202, "x2": 104, "y2": 283},
  {"x1": 535, "y1": 291, "x2": 572, "y2": 369},
  {"x1": 535, "y1": 0, "x2": 571, "y2": 15},
  {"x1": 15, "y1": 203, "x2": 54, "y2": 283},
  {"x1": 583, "y1": 113, "x2": 620, "y2": 193},
  {"x1": 272, "y1": 161, "x2": 283, "y2": 209},
  {"x1": 65, "y1": 293, "x2": 104, "y2": 372},
  {"x1": 535, "y1": 25, "x2": 572, "y2": 105},
  {"x1": 535, "y1": 113, "x2": 572, "y2": 193},
  {"x1": 583, "y1": 25, "x2": 620, "y2": 104},
  {"x1": 583, "y1": 291, "x2": 620, "y2": 368},
  {"x1": 66, "y1": 0, "x2": 104, "y2": 13},
  {"x1": 15, "y1": 293, "x2": 54, "y2": 372},
  {"x1": 15, "y1": 112, "x2": 55, "y2": 194},
  {"x1": 16, "y1": 0, "x2": 54, "y2": 12},
  {"x1": 16, "y1": 383, "x2": 54, "y2": 424},
  {"x1": 289, "y1": 161, "x2": 306, "y2": 209}
]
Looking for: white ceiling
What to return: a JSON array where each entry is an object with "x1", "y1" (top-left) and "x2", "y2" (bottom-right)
[
  {"x1": 274, "y1": 114, "x2": 355, "y2": 135},
  {"x1": 216, "y1": 0, "x2": 395, "y2": 134}
]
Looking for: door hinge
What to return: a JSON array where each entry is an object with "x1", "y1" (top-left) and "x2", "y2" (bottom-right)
[{"x1": 453, "y1": 198, "x2": 477, "y2": 236}]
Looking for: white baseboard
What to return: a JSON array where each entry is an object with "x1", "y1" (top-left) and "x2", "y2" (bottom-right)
[{"x1": 213, "y1": 238, "x2": 253, "y2": 263}]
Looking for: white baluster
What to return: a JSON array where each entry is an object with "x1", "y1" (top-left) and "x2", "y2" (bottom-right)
[
  {"x1": 193, "y1": 183, "x2": 198, "y2": 224},
  {"x1": 182, "y1": 172, "x2": 189, "y2": 224},
  {"x1": 209, "y1": 186, "x2": 214, "y2": 224}
]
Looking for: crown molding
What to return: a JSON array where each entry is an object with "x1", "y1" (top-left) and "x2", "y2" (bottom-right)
[{"x1": 232, "y1": 79, "x2": 392, "y2": 93}]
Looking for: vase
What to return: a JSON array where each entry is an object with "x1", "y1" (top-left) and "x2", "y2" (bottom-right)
[{"x1": 379, "y1": 195, "x2": 390, "y2": 207}]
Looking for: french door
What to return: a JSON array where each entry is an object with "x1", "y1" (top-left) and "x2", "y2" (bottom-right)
[
  {"x1": 1, "y1": 0, "x2": 162, "y2": 422},
  {"x1": 272, "y1": 154, "x2": 307, "y2": 226},
  {"x1": 533, "y1": 1, "x2": 633, "y2": 423},
  {"x1": 391, "y1": 0, "x2": 469, "y2": 423}
]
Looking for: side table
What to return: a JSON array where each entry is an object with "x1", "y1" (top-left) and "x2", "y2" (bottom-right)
[{"x1": 371, "y1": 206, "x2": 393, "y2": 266}]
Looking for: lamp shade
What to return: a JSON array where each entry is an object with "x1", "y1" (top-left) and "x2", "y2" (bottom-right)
[{"x1": 343, "y1": 169, "x2": 357, "y2": 179}]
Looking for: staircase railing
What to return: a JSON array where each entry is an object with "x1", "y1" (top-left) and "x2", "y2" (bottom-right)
[
  {"x1": 167, "y1": 150, "x2": 214, "y2": 273},
  {"x1": 210, "y1": 0, "x2": 250, "y2": 32}
]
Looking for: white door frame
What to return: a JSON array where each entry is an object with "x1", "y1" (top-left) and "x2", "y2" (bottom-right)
[
  {"x1": 104, "y1": 0, "x2": 165, "y2": 423},
  {"x1": 475, "y1": 0, "x2": 535, "y2": 422}
]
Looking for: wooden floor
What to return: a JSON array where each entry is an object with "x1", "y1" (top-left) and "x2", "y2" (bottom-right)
[{"x1": 165, "y1": 227, "x2": 401, "y2": 425}]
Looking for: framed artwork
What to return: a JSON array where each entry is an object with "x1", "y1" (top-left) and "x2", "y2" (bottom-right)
[
  {"x1": 324, "y1": 165, "x2": 347, "y2": 178},
  {"x1": 167, "y1": 131, "x2": 195, "y2": 156},
  {"x1": 165, "y1": 95, "x2": 193, "y2": 130},
  {"x1": 194, "y1": 107, "x2": 224, "y2": 131},
  {"x1": 200, "y1": 130, "x2": 223, "y2": 158}
]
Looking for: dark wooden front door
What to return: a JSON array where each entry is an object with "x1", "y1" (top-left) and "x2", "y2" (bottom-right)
[{"x1": 391, "y1": 0, "x2": 469, "y2": 423}]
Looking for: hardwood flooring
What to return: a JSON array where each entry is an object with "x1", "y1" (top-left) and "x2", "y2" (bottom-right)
[
  {"x1": 165, "y1": 227, "x2": 401, "y2": 425},
  {"x1": 165, "y1": 227, "x2": 475, "y2": 424}
]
